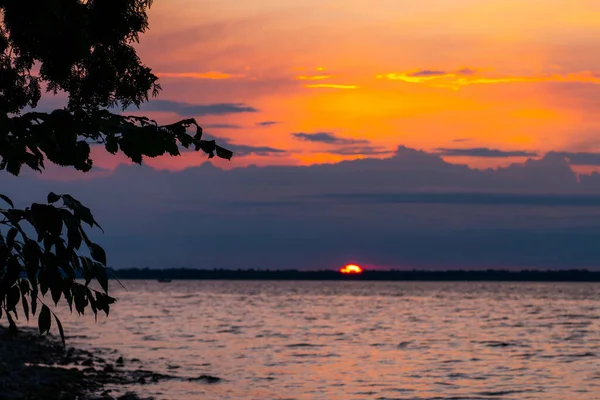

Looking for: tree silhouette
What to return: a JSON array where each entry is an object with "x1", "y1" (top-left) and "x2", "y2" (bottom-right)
[{"x1": 0, "y1": 0, "x2": 231, "y2": 344}]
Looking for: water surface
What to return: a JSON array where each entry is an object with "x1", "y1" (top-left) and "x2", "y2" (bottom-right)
[{"x1": 50, "y1": 281, "x2": 599, "y2": 399}]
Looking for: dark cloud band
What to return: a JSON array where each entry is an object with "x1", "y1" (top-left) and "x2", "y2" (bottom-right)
[
  {"x1": 436, "y1": 147, "x2": 537, "y2": 158},
  {"x1": 292, "y1": 132, "x2": 370, "y2": 145},
  {"x1": 137, "y1": 100, "x2": 258, "y2": 116}
]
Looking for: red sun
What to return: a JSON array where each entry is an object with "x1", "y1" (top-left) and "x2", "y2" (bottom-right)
[{"x1": 340, "y1": 264, "x2": 363, "y2": 274}]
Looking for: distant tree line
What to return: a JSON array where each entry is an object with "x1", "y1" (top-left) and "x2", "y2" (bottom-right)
[{"x1": 111, "y1": 268, "x2": 600, "y2": 282}]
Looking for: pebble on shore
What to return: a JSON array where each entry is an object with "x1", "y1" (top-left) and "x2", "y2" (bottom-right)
[{"x1": 0, "y1": 326, "x2": 149, "y2": 400}]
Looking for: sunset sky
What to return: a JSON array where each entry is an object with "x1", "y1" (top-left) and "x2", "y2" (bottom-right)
[
  {"x1": 105, "y1": 0, "x2": 600, "y2": 172},
  {"x1": 7, "y1": 1, "x2": 600, "y2": 269}
]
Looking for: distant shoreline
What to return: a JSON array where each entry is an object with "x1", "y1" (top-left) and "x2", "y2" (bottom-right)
[{"x1": 110, "y1": 269, "x2": 600, "y2": 282}]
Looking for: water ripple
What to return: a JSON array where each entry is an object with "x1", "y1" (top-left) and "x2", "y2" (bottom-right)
[{"x1": 32, "y1": 280, "x2": 600, "y2": 400}]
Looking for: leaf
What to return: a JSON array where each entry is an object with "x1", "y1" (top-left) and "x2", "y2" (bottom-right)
[
  {"x1": 47, "y1": 192, "x2": 61, "y2": 203},
  {"x1": 79, "y1": 226, "x2": 93, "y2": 248},
  {"x1": 31, "y1": 288, "x2": 38, "y2": 316},
  {"x1": 54, "y1": 315, "x2": 66, "y2": 347},
  {"x1": 215, "y1": 145, "x2": 233, "y2": 160},
  {"x1": 81, "y1": 256, "x2": 95, "y2": 286},
  {"x1": 2, "y1": 209, "x2": 23, "y2": 224},
  {"x1": 50, "y1": 279, "x2": 62, "y2": 306},
  {"x1": 194, "y1": 124, "x2": 203, "y2": 140},
  {"x1": 60, "y1": 195, "x2": 103, "y2": 232},
  {"x1": 63, "y1": 286, "x2": 74, "y2": 312},
  {"x1": 6, "y1": 285, "x2": 20, "y2": 311},
  {"x1": 0, "y1": 194, "x2": 14, "y2": 208},
  {"x1": 6, "y1": 159, "x2": 22, "y2": 176},
  {"x1": 29, "y1": 203, "x2": 63, "y2": 237},
  {"x1": 6, "y1": 310, "x2": 17, "y2": 336},
  {"x1": 86, "y1": 288, "x2": 98, "y2": 320},
  {"x1": 38, "y1": 305, "x2": 51, "y2": 335},
  {"x1": 197, "y1": 139, "x2": 216, "y2": 155},
  {"x1": 19, "y1": 279, "x2": 31, "y2": 294},
  {"x1": 63, "y1": 212, "x2": 82, "y2": 250},
  {"x1": 5, "y1": 257, "x2": 21, "y2": 286},
  {"x1": 105, "y1": 135, "x2": 119, "y2": 154},
  {"x1": 21, "y1": 293, "x2": 29, "y2": 321},
  {"x1": 61, "y1": 194, "x2": 77, "y2": 209},
  {"x1": 76, "y1": 205, "x2": 101, "y2": 231},
  {"x1": 6, "y1": 227, "x2": 18, "y2": 248},
  {"x1": 89, "y1": 243, "x2": 107, "y2": 265},
  {"x1": 95, "y1": 292, "x2": 116, "y2": 317},
  {"x1": 94, "y1": 263, "x2": 109, "y2": 293},
  {"x1": 23, "y1": 240, "x2": 41, "y2": 270},
  {"x1": 72, "y1": 285, "x2": 88, "y2": 316}
]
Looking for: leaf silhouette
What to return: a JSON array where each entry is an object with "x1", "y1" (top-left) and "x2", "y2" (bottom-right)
[
  {"x1": 0, "y1": 194, "x2": 14, "y2": 208},
  {"x1": 6, "y1": 311, "x2": 17, "y2": 336},
  {"x1": 95, "y1": 263, "x2": 109, "y2": 293},
  {"x1": 38, "y1": 305, "x2": 51, "y2": 335},
  {"x1": 90, "y1": 243, "x2": 107, "y2": 265},
  {"x1": 6, "y1": 285, "x2": 20, "y2": 311},
  {"x1": 54, "y1": 314, "x2": 65, "y2": 347},
  {"x1": 47, "y1": 192, "x2": 61, "y2": 203},
  {"x1": 21, "y1": 294, "x2": 29, "y2": 321}
]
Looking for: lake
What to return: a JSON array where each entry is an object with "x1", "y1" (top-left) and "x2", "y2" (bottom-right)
[{"x1": 46, "y1": 281, "x2": 600, "y2": 399}]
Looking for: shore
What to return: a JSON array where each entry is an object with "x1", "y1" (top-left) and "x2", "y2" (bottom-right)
[{"x1": 0, "y1": 326, "x2": 221, "y2": 400}]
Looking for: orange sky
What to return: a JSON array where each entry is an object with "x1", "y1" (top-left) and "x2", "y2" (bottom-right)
[{"x1": 99, "y1": 0, "x2": 600, "y2": 171}]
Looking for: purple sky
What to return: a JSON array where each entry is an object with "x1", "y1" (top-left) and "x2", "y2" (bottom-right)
[{"x1": 3, "y1": 146, "x2": 600, "y2": 270}]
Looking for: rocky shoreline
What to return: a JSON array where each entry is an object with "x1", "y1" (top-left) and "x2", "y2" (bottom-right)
[{"x1": 0, "y1": 327, "x2": 221, "y2": 400}]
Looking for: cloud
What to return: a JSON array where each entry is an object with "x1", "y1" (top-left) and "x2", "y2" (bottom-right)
[
  {"x1": 452, "y1": 138, "x2": 471, "y2": 143},
  {"x1": 436, "y1": 147, "x2": 538, "y2": 158},
  {"x1": 295, "y1": 75, "x2": 333, "y2": 80},
  {"x1": 409, "y1": 70, "x2": 447, "y2": 77},
  {"x1": 407, "y1": 68, "x2": 476, "y2": 77},
  {"x1": 550, "y1": 151, "x2": 600, "y2": 166},
  {"x1": 377, "y1": 68, "x2": 475, "y2": 84},
  {"x1": 310, "y1": 192, "x2": 600, "y2": 207},
  {"x1": 138, "y1": 100, "x2": 258, "y2": 116},
  {"x1": 256, "y1": 121, "x2": 279, "y2": 127},
  {"x1": 326, "y1": 146, "x2": 394, "y2": 156},
  {"x1": 457, "y1": 68, "x2": 477, "y2": 75},
  {"x1": 203, "y1": 123, "x2": 243, "y2": 129},
  {"x1": 304, "y1": 84, "x2": 358, "y2": 89},
  {"x1": 463, "y1": 72, "x2": 600, "y2": 86},
  {"x1": 156, "y1": 71, "x2": 244, "y2": 80},
  {"x1": 377, "y1": 69, "x2": 600, "y2": 90},
  {"x1": 207, "y1": 136, "x2": 287, "y2": 157},
  {"x1": 291, "y1": 132, "x2": 370, "y2": 145}
]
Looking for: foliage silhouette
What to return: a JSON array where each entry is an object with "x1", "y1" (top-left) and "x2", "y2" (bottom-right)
[{"x1": 0, "y1": 0, "x2": 231, "y2": 344}]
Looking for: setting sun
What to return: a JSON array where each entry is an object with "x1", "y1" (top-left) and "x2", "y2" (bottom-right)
[{"x1": 340, "y1": 264, "x2": 363, "y2": 274}]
